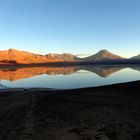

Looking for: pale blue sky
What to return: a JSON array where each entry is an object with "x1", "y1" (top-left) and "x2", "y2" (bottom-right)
[{"x1": 0, "y1": 0, "x2": 140, "y2": 58}]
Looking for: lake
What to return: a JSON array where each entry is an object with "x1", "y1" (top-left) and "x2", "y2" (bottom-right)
[{"x1": 0, "y1": 65, "x2": 140, "y2": 89}]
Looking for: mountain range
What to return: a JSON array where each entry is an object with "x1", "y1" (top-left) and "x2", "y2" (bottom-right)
[
  {"x1": 0, "y1": 49, "x2": 80, "y2": 64},
  {"x1": 0, "y1": 48, "x2": 139, "y2": 65}
]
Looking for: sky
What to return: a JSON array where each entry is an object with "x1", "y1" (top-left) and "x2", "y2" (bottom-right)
[{"x1": 0, "y1": 0, "x2": 140, "y2": 58}]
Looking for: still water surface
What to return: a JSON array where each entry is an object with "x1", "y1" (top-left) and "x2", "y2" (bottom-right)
[{"x1": 0, "y1": 65, "x2": 140, "y2": 89}]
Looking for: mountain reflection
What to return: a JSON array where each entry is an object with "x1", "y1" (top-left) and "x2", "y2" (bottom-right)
[
  {"x1": 0, "y1": 65, "x2": 138, "y2": 81},
  {"x1": 0, "y1": 67, "x2": 78, "y2": 81},
  {"x1": 81, "y1": 66, "x2": 124, "y2": 77}
]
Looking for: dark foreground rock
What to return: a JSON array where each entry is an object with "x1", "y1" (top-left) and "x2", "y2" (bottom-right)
[{"x1": 0, "y1": 81, "x2": 140, "y2": 140}]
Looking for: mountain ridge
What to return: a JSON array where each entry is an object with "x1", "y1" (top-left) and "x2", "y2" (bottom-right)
[
  {"x1": 0, "y1": 48, "x2": 79, "y2": 64},
  {"x1": 0, "y1": 48, "x2": 140, "y2": 64},
  {"x1": 82, "y1": 49, "x2": 125, "y2": 62},
  {"x1": 130, "y1": 54, "x2": 140, "y2": 60}
]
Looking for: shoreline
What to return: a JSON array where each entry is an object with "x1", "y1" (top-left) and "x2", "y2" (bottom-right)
[
  {"x1": 0, "y1": 62, "x2": 140, "y2": 68},
  {"x1": 0, "y1": 79, "x2": 140, "y2": 93}
]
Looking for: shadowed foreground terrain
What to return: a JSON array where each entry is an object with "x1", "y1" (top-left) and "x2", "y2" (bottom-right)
[{"x1": 0, "y1": 81, "x2": 140, "y2": 140}]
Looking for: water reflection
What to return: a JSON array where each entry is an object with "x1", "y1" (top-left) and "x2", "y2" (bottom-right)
[
  {"x1": 0, "y1": 65, "x2": 140, "y2": 89},
  {"x1": 0, "y1": 67, "x2": 78, "y2": 81},
  {"x1": 0, "y1": 66, "x2": 126, "y2": 81}
]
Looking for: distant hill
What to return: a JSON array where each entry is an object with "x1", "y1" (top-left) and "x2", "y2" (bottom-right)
[
  {"x1": 46, "y1": 53, "x2": 80, "y2": 61},
  {"x1": 130, "y1": 54, "x2": 140, "y2": 60},
  {"x1": 0, "y1": 48, "x2": 47, "y2": 64},
  {"x1": 82, "y1": 50, "x2": 125, "y2": 62},
  {"x1": 126, "y1": 54, "x2": 140, "y2": 64},
  {"x1": 0, "y1": 49, "x2": 79, "y2": 64}
]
